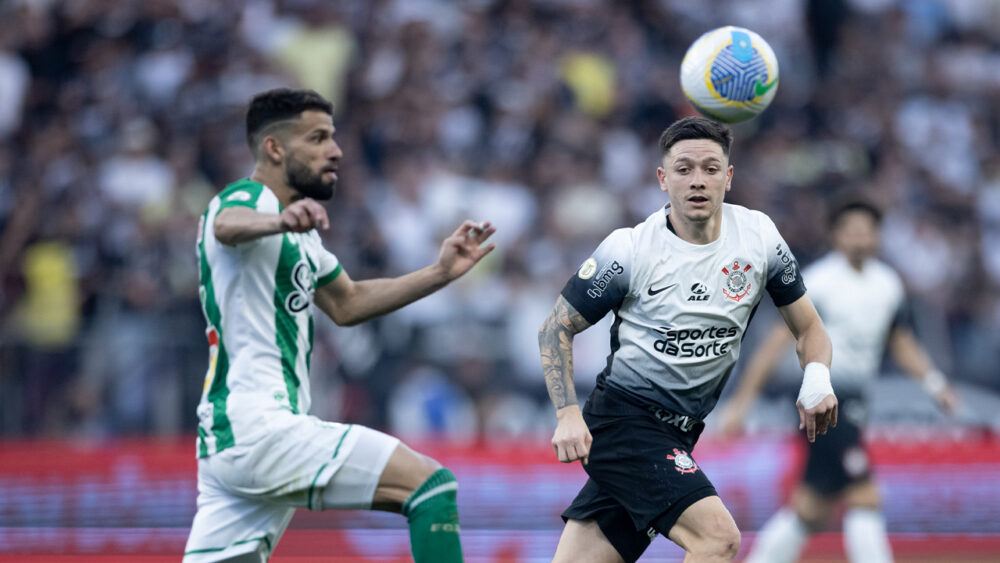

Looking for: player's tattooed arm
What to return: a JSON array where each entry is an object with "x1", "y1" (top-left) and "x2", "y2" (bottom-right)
[{"x1": 538, "y1": 295, "x2": 593, "y2": 410}]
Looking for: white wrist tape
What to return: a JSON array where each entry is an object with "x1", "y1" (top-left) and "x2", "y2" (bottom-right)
[
  {"x1": 923, "y1": 369, "x2": 947, "y2": 396},
  {"x1": 797, "y1": 362, "x2": 834, "y2": 410}
]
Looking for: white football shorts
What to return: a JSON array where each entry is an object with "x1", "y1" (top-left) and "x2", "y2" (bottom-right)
[{"x1": 183, "y1": 411, "x2": 400, "y2": 562}]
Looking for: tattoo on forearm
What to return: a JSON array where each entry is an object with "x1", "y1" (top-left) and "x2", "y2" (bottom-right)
[{"x1": 539, "y1": 298, "x2": 590, "y2": 410}]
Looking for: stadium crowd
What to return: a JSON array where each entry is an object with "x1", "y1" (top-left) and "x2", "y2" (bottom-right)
[{"x1": 1, "y1": 0, "x2": 998, "y2": 440}]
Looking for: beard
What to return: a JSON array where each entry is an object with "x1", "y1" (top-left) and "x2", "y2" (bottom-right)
[{"x1": 285, "y1": 155, "x2": 335, "y2": 200}]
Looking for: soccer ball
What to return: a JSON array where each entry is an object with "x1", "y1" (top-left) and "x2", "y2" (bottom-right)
[{"x1": 680, "y1": 26, "x2": 779, "y2": 123}]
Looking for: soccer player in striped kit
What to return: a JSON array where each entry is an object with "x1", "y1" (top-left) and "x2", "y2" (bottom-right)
[
  {"x1": 184, "y1": 88, "x2": 495, "y2": 562},
  {"x1": 721, "y1": 198, "x2": 958, "y2": 563},
  {"x1": 539, "y1": 116, "x2": 838, "y2": 562}
]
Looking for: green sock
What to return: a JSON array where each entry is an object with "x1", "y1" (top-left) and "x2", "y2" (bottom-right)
[{"x1": 401, "y1": 467, "x2": 463, "y2": 563}]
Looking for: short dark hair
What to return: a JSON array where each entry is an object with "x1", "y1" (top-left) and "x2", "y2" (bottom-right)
[
  {"x1": 828, "y1": 196, "x2": 883, "y2": 229},
  {"x1": 658, "y1": 116, "x2": 734, "y2": 157},
  {"x1": 246, "y1": 88, "x2": 334, "y2": 157}
]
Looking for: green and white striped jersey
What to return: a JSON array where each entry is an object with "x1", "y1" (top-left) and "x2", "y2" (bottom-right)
[{"x1": 194, "y1": 179, "x2": 342, "y2": 458}]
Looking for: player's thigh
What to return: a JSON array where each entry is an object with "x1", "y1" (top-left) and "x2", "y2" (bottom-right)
[
  {"x1": 369, "y1": 440, "x2": 442, "y2": 511},
  {"x1": 843, "y1": 477, "x2": 882, "y2": 509},
  {"x1": 553, "y1": 518, "x2": 626, "y2": 563},
  {"x1": 666, "y1": 495, "x2": 740, "y2": 555},
  {"x1": 317, "y1": 425, "x2": 402, "y2": 511},
  {"x1": 210, "y1": 413, "x2": 362, "y2": 510},
  {"x1": 184, "y1": 480, "x2": 294, "y2": 563}
]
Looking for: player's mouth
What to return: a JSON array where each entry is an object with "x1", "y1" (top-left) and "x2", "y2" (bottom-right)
[
  {"x1": 322, "y1": 167, "x2": 339, "y2": 181},
  {"x1": 688, "y1": 195, "x2": 710, "y2": 207}
]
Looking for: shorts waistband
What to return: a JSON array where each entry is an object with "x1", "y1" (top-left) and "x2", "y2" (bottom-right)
[
  {"x1": 594, "y1": 384, "x2": 705, "y2": 434},
  {"x1": 645, "y1": 405, "x2": 704, "y2": 433}
]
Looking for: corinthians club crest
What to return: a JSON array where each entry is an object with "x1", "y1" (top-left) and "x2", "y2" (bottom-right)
[
  {"x1": 667, "y1": 448, "x2": 698, "y2": 474},
  {"x1": 721, "y1": 259, "x2": 753, "y2": 302}
]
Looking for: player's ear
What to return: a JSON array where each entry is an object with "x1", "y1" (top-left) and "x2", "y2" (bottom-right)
[
  {"x1": 262, "y1": 136, "x2": 285, "y2": 165},
  {"x1": 657, "y1": 167, "x2": 668, "y2": 192},
  {"x1": 725, "y1": 164, "x2": 734, "y2": 191}
]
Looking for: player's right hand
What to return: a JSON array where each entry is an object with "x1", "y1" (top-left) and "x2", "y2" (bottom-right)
[
  {"x1": 280, "y1": 198, "x2": 330, "y2": 233},
  {"x1": 552, "y1": 405, "x2": 592, "y2": 465}
]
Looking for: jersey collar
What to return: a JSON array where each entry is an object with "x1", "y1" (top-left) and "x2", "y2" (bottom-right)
[{"x1": 662, "y1": 204, "x2": 727, "y2": 252}]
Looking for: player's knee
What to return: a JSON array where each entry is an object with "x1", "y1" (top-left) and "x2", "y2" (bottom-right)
[
  {"x1": 715, "y1": 525, "x2": 741, "y2": 559},
  {"x1": 792, "y1": 506, "x2": 828, "y2": 533},
  {"x1": 405, "y1": 454, "x2": 443, "y2": 495},
  {"x1": 402, "y1": 466, "x2": 460, "y2": 522},
  {"x1": 690, "y1": 520, "x2": 741, "y2": 559},
  {"x1": 373, "y1": 445, "x2": 446, "y2": 510},
  {"x1": 791, "y1": 489, "x2": 831, "y2": 532},
  {"x1": 845, "y1": 481, "x2": 881, "y2": 510}
]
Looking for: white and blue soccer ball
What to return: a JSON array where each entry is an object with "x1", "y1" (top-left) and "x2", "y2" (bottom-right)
[{"x1": 680, "y1": 26, "x2": 779, "y2": 123}]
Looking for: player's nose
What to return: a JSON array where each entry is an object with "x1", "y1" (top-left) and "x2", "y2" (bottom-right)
[
  {"x1": 327, "y1": 139, "x2": 343, "y2": 160},
  {"x1": 689, "y1": 170, "x2": 707, "y2": 189}
]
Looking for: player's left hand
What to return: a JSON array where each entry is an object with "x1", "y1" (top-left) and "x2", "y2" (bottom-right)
[
  {"x1": 437, "y1": 220, "x2": 497, "y2": 280},
  {"x1": 797, "y1": 393, "x2": 837, "y2": 443}
]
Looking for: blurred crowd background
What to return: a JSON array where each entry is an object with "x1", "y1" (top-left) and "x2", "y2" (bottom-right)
[{"x1": 2, "y1": 0, "x2": 999, "y2": 442}]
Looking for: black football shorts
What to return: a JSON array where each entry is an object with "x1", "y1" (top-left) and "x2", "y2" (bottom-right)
[{"x1": 562, "y1": 384, "x2": 718, "y2": 563}]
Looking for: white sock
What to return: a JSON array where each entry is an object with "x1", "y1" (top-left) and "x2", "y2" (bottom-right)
[
  {"x1": 747, "y1": 508, "x2": 809, "y2": 563},
  {"x1": 844, "y1": 508, "x2": 893, "y2": 563}
]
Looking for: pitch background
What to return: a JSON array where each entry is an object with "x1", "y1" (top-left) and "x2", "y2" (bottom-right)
[{"x1": 2, "y1": 435, "x2": 999, "y2": 561}]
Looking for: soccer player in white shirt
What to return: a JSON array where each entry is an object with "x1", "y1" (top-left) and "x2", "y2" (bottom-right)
[
  {"x1": 721, "y1": 198, "x2": 958, "y2": 563},
  {"x1": 539, "y1": 116, "x2": 838, "y2": 563},
  {"x1": 183, "y1": 88, "x2": 496, "y2": 562}
]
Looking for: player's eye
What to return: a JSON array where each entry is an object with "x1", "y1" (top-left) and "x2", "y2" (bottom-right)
[
  {"x1": 676, "y1": 167, "x2": 689, "y2": 174},
  {"x1": 706, "y1": 167, "x2": 718, "y2": 174}
]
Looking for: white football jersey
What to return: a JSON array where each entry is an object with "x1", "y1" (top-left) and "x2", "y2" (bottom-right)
[
  {"x1": 562, "y1": 203, "x2": 806, "y2": 419},
  {"x1": 195, "y1": 179, "x2": 342, "y2": 457},
  {"x1": 803, "y1": 252, "x2": 906, "y2": 390}
]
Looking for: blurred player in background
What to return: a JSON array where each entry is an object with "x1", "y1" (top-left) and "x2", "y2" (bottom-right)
[
  {"x1": 538, "y1": 116, "x2": 837, "y2": 563},
  {"x1": 720, "y1": 198, "x2": 959, "y2": 563},
  {"x1": 184, "y1": 88, "x2": 495, "y2": 562}
]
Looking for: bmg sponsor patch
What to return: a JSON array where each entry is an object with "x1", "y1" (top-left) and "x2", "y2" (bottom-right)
[{"x1": 586, "y1": 260, "x2": 624, "y2": 299}]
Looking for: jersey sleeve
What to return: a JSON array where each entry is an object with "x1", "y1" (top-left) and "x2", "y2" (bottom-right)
[
  {"x1": 890, "y1": 297, "x2": 914, "y2": 330},
  {"x1": 217, "y1": 181, "x2": 267, "y2": 211},
  {"x1": 560, "y1": 229, "x2": 633, "y2": 324},
  {"x1": 212, "y1": 181, "x2": 274, "y2": 251},
  {"x1": 309, "y1": 232, "x2": 343, "y2": 287},
  {"x1": 760, "y1": 214, "x2": 806, "y2": 307}
]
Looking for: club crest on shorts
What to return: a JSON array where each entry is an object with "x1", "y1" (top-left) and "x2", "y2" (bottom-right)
[
  {"x1": 721, "y1": 259, "x2": 753, "y2": 302},
  {"x1": 667, "y1": 448, "x2": 698, "y2": 474}
]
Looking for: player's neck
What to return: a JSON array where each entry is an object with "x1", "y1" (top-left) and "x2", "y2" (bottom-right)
[
  {"x1": 250, "y1": 167, "x2": 297, "y2": 209},
  {"x1": 668, "y1": 213, "x2": 721, "y2": 245}
]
